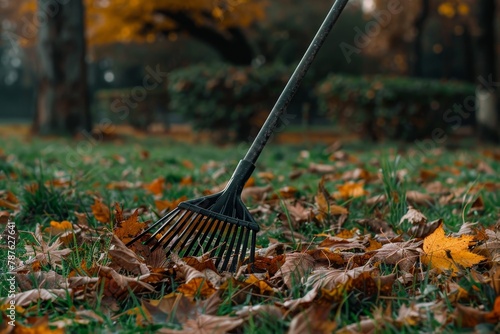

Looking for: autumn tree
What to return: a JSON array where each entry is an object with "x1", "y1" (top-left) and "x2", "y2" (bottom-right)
[
  {"x1": 86, "y1": 0, "x2": 266, "y2": 65},
  {"x1": 35, "y1": 0, "x2": 91, "y2": 136}
]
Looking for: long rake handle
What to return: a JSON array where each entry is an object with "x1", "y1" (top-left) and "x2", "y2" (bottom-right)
[{"x1": 244, "y1": 0, "x2": 349, "y2": 164}]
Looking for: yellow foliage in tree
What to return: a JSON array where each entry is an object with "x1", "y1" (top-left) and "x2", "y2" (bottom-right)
[{"x1": 10, "y1": 0, "x2": 266, "y2": 46}]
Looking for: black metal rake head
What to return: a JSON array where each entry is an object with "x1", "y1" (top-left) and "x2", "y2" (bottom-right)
[
  {"x1": 127, "y1": 0, "x2": 349, "y2": 273},
  {"x1": 127, "y1": 160, "x2": 259, "y2": 272}
]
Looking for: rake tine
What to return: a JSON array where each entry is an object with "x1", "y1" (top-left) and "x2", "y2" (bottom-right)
[
  {"x1": 209, "y1": 221, "x2": 229, "y2": 258},
  {"x1": 249, "y1": 231, "x2": 257, "y2": 270},
  {"x1": 184, "y1": 217, "x2": 215, "y2": 256},
  {"x1": 220, "y1": 225, "x2": 241, "y2": 271},
  {"x1": 174, "y1": 214, "x2": 205, "y2": 255},
  {"x1": 126, "y1": 207, "x2": 181, "y2": 246},
  {"x1": 196, "y1": 219, "x2": 223, "y2": 256},
  {"x1": 162, "y1": 212, "x2": 199, "y2": 254},
  {"x1": 215, "y1": 224, "x2": 236, "y2": 269},
  {"x1": 151, "y1": 210, "x2": 191, "y2": 251},
  {"x1": 230, "y1": 227, "x2": 247, "y2": 272}
]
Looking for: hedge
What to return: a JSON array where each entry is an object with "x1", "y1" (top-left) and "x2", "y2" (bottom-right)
[
  {"x1": 167, "y1": 63, "x2": 295, "y2": 142},
  {"x1": 316, "y1": 75, "x2": 476, "y2": 140}
]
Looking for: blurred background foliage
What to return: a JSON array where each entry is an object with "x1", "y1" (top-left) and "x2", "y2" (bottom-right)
[{"x1": 0, "y1": 0, "x2": 498, "y2": 141}]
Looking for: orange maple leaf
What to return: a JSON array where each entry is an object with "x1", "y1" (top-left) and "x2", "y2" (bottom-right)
[
  {"x1": 114, "y1": 210, "x2": 144, "y2": 243},
  {"x1": 144, "y1": 177, "x2": 165, "y2": 195},
  {"x1": 422, "y1": 224, "x2": 485, "y2": 273},
  {"x1": 91, "y1": 198, "x2": 110, "y2": 223},
  {"x1": 154, "y1": 196, "x2": 187, "y2": 212}
]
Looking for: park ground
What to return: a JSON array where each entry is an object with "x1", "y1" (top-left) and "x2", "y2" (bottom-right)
[{"x1": 0, "y1": 128, "x2": 499, "y2": 333}]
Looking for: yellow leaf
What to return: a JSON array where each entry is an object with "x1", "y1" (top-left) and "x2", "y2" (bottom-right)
[
  {"x1": 422, "y1": 224, "x2": 485, "y2": 273},
  {"x1": 334, "y1": 181, "x2": 368, "y2": 199},
  {"x1": 177, "y1": 277, "x2": 216, "y2": 298},
  {"x1": 438, "y1": 2, "x2": 455, "y2": 18}
]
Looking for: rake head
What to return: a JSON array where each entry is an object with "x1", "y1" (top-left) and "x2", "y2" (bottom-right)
[{"x1": 127, "y1": 160, "x2": 259, "y2": 272}]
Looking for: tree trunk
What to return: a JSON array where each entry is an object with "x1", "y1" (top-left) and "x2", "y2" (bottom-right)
[
  {"x1": 34, "y1": 0, "x2": 91, "y2": 136},
  {"x1": 411, "y1": 0, "x2": 429, "y2": 77},
  {"x1": 476, "y1": 0, "x2": 498, "y2": 142}
]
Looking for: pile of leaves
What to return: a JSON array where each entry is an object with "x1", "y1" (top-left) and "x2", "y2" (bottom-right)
[{"x1": 0, "y1": 140, "x2": 499, "y2": 333}]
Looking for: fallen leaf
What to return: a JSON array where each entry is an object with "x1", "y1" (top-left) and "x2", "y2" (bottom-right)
[
  {"x1": 113, "y1": 209, "x2": 145, "y2": 244},
  {"x1": 454, "y1": 302, "x2": 496, "y2": 328},
  {"x1": 334, "y1": 181, "x2": 368, "y2": 199},
  {"x1": 158, "y1": 314, "x2": 244, "y2": 334},
  {"x1": 288, "y1": 303, "x2": 336, "y2": 334},
  {"x1": 400, "y1": 206, "x2": 427, "y2": 226},
  {"x1": 12, "y1": 316, "x2": 64, "y2": 333},
  {"x1": 241, "y1": 185, "x2": 272, "y2": 202},
  {"x1": 406, "y1": 190, "x2": 434, "y2": 206},
  {"x1": 108, "y1": 235, "x2": 149, "y2": 275},
  {"x1": 177, "y1": 277, "x2": 217, "y2": 298},
  {"x1": 308, "y1": 163, "x2": 336, "y2": 174},
  {"x1": 421, "y1": 224, "x2": 486, "y2": 273},
  {"x1": 373, "y1": 240, "x2": 422, "y2": 272},
  {"x1": 15, "y1": 288, "x2": 70, "y2": 307},
  {"x1": 91, "y1": 198, "x2": 110, "y2": 223},
  {"x1": 44, "y1": 220, "x2": 73, "y2": 235},
  {"x1": 274, "y1": 252, "x2": 315, "y2": 289},
  {"x1": 144, "y1": 177, "x2": 165, "y2": 195},
  {"x1": 408, "y1": 218, "x2": 442, "y2": 239},
  {"x1": 155, "y1": 196, "x2": 187, "y2": 213}
]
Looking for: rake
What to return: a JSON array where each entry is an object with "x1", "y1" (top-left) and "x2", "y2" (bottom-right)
[{"x1": 127, "y1": 0, "x2": 350, "y2": 272}]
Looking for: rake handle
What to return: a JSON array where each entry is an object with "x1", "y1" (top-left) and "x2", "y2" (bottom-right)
[{"x1": 244, "y1": 0, "x2": 350, "y2": 164}]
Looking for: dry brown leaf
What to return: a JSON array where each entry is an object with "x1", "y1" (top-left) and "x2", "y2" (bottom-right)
[
  {"x1": 98, "y1": 265, "x2": 154, "y2": 298},
  {"x1": 23, "y1": 225, "x2": 72, "y2": 270},
  {"x1": 158, "y1": 314, "x2": 244, "y2": 334},
  {"x1": 366, "y1": 194, "x2": 387, "y2": 206},
  {"x1": 15, "y1": 288, "x2": 70, "y2": 307},
  {"x1": 91, "y1": 198, "x2": 110, "y2": 223},
  {"x1": 408, "y1": 218, "x2": 441, "y2": 239},
  {"x1": 454, "y1": 302, "x2": 494, "y2": 328},
  {"x1": 308, "y1": 162, "x2": 336, "y2": 174},
  {"x1": 274, "y1": 252, "x2": 315, "y2": 289},
  {"x1": 108, "y1": 235, "x2": 149, "y2": 275},
  {"x1": 288, "y1": 303, "x2": 336, "y2": 334},
  {"x1": 357, "y1": 218, "x2": 395, "y2": 236},
  {"x1": 307, "y1": 248, "x2": 344, "y2": 267},
  {"x1": 336, "y1": 318, "x2": 379, "y2": 334},
  {"x1": 341, "y1": 167, "x2": 371, "y2": 181},
  {"x1": 257, "y1": 171, "x2": 275, "y2": 182},
  {"x1": 406, "y1": 190, "x2": 434, "y2": 206},
  {"x1": 400, "y1": 206, "x2": 427, "y2": 226},
  {"x1": 422, "y1": 224, "x2": 486, "y2": 273},
  {"x1": 306, "y1": 266, "x2": 371, "y2": 291},
  {"x1": 0, "y1": 211, "x2": 10, "y2": 224},
  {"x1": 241, "y1": 185, "x2": 272, "y2": 202},
  {"x1": 315, "y1": 177, "x2": 348, "y2": 223},
  {"x1": 373, "y1": 240, "x2": 422, "y2": 272},
  {"x1": 279, "y1": 201, "x2": 314, "y2": 227},
  {"x1": 236, "y1": 304, "x2": 284, "y2": 320}
]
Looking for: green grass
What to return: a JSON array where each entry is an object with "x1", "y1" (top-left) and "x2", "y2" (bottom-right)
[{"x1": 0, "y1": 136, "x2": 499, "y2": 333}]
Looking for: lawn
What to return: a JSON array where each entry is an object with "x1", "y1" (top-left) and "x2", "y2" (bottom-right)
[{"x1": 0, "y1": 136, "x2": 499, "y2": 333}]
